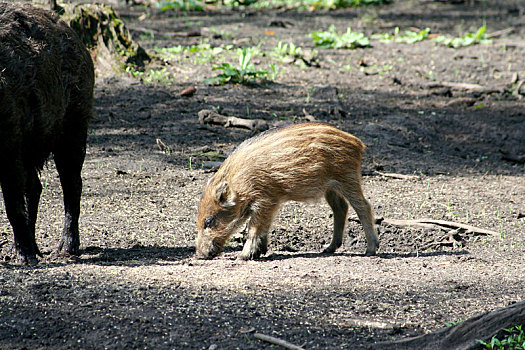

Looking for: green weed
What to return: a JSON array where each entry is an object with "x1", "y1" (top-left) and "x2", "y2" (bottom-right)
[
  {"x1": 434, "y1": 25, "x2": 492, "y2": 48},
  {"x1": 271, "y1": 112, "x2": 298, "y2": 121},
  {"x1": 311, "y1": 25, "x2": 370, "y2": 49},
  {"x1": 205, "y1": 48, "x2": 269, "y2": 85},
  {"x1": 145, "y1": 68, "x2": 172, "y2": 84},
  {"x1": 306, "y1": 0, "x2": 389, "y2": 10},
  {"x1": 222, "y1": 0, "x2": 258, "y2": 6},
  {"x1": 239, "y1": 45, "x2": 263, "y2": 58},
  {"x1": 157, "y1": 0, "x2": 204, "y2": 11},
  {"x1": 360, "y1": 63, "x2": 393, "y2": 75},
  {"x1": 156, "y1": 43, "x2": 227, "y2": 64},
  {"x1": 268, "y1": 62, "x2": 280, "y2": 80},
  {"x1": 271, "y1": 42, "x2": 317, "y2": 68},
  {"x1": 191, "y1": 150, "x2": 223, "y2": 161},
  {"x1": 372, "y1": 27, "x2": 430, "y2": 44},
  {"x1": 444, "y1": 319, "x2": 464, "y2": 327},
  {"x1": 251, "y1": 0, "x2": 390, "y2": 10},
  {"x1": 156, "y1": 0, "x2": 390, "y2": 10},
  {"x1": 209, "y1": 27, "x2": 234, "y2": 39},
  {"x1": 126, "y1": 67, "x2": 172, "y2": 84},
  {"x1": 478, "y1": 325, "x2": 525, "y2": 350},
  {"x1": 272, "y1": 41, "x2": 303, "y2": 60}
]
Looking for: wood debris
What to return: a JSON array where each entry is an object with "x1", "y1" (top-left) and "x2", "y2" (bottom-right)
[
  {"x1": 253, "y1": 333, "x2": 305, "y2": 350},
  {"x1": 198, "y1": 109, "x2": 269, "y2": 131}
]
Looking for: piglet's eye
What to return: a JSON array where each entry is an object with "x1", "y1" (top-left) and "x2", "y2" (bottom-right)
[{"x1": 203, "y1": 215, "x2": 216, "y2": 229}]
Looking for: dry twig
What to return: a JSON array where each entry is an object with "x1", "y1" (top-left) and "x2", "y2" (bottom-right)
[
  {"x1": 378, "y1": 218, "x2": 499, "y2": 236},
  {"x1": 344, "y1": 317, "x2": 400, "y2": 330},
  {"x1": 486, "y1": 27, "x2": 514, "y2": 39},
  {"x1": 375, "y1": 171, "x2": 420, "y2": 180},
  {"x1": 253, "y1": 333, "x2": 305, "y2": 350}
]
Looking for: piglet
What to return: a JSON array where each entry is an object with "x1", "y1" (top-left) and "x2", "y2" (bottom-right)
[{"x1": 196, "y1": 122, "x2": 378, "y2": 260}]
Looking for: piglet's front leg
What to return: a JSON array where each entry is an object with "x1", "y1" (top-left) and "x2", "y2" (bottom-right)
[{"x1": 238, "y1": 209, "x2": 276, "y2": 260}]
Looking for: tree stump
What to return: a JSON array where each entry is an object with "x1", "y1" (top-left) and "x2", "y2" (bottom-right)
[{"x1": 61, "y1": 3, "x2": 149, "y2": 77}]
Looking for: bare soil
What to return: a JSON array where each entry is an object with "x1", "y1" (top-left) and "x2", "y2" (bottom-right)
[{"x1": 1, "y1": 1, "x2": 525, "y2": 349}]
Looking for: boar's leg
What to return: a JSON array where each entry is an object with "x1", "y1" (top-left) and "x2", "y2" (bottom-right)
[
  {"x1": 1, "y1": 161, "x2": 40, "y2": 264},
  {"x1": 54, "y1": 129, "x2": 88, "y2": 256},
  {"x1": 323, "y1": 190, "x2": 349, "y2": 254},
  {"x1": 238, "y1": 207, "x2": 277, "y2": 260},
  {"x1": 345, "y1": 188, "x2": 379, "y2": 256},
  {"x1": 26, "y1": 168, "x2": 43, "y2": 252}
]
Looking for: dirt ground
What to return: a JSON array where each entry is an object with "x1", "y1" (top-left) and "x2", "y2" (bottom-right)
[{"x1": 1, "y1": 0, "x2": 525, "y2": 349}]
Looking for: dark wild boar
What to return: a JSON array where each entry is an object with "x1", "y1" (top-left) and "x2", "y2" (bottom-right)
[
  {"x1": 196, "y1": 122, "x2": 378, "y2": 260},
  {"x1": 0, "y1": 3, "x2": 94, "y2": 264}
]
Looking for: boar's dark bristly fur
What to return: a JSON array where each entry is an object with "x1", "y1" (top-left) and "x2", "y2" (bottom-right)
[
  {"x1": 196, "y1": 122, "x2": 379, "y2": 260},
  {"x1": 0, "y1": 3, "x2": 94, "y2": 264}
]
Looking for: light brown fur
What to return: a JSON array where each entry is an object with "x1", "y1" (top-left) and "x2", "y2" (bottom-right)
[{"x1": 196, "y1": 122, "x2": 378, "y2": 260}]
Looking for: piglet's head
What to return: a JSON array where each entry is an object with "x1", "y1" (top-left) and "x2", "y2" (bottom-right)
[{"x1": 195, "y1": 181, "x2": 242, "y2": 259}]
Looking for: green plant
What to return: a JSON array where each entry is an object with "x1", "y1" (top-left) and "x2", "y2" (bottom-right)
[
  {"x1": 271, "y1": 42, "x2": 318, "y2": 68},
  {"x1": 238, "y1": 45, "x2": 263, "y2": 58},
  {"x1": 310, "y1": 0, "x2": 390, "y2": 9},
  {"x1": 205, "y1": 48, "x2": 269, "y2": 85},
  {"x1": 156, "y1": 43, "x2": 227, "y2": 64},
  {"x1": 209, "y1": 27, "x2": 234, "y2": 39},
  {"x1": 155, "y1": 45, "x2": 184, "y2": 60},
  {"x1": 434, "y1": 25, "x2": 492, "y2": 48},
  {"x1": 268, "y1": 63, "x2": 279, "y2": 80},
  {"x1": 360, "y1": 63, "x2": 393, "y2": 75},
  {"x1": 444, "y1": 319, "x2": 464, "y2": 327},
  {"x1": 157, "y1": 0, "x2": 204, "y2": 11},
  {"x1": 222, "y1": 0, "x2": 259, "y2": 6},
  {"x1": 311, "y1": 25, "x2": 370, "y2": 49},
  {"x1": 372, "y1": 27, "x2": 430, "y2": 44},
  {"x1": 126, "y1": 66, "x2": 145, "y2": 78},
  {"x1": 251, "y1": 0, "x2": 390, "y2": 10},
  {"x1": 126, "y1": 67, "x2": 173, "y2": 84},
  {"x1": 144, "y1": 68, "x2": 172, "y2": 84},
  {"x1": 191, "y1": 150, "x2": 224, "y2": 160},
  {"x1": 272, "y1": 41, "x2": 303, "y2": 60},
  {"x1": 478, "y1": 325, "x2": 525, "y2": 349}
]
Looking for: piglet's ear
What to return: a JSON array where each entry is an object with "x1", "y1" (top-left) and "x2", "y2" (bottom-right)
[{"x1": 215, "y1": 182, "x2": 236, "y2": 208}]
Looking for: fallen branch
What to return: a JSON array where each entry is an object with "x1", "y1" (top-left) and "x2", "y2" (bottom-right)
[
  {"x1": 167, "y1": 30, "x2": 201, "y2": 37},
  {"x1": 302, "y1": 108, "x2": 317, "y2": 121},
  {"x1": 253, "y1": 333, "x2": 305, "y2": 350},
  {"x1": 426, "y1": 81, "x2": 485, "y2": 91},
  {"x1": 486, "y1": 27, "x2": 514, "y2": 39},
  {"x1": 375, "y1": 171, "x2": 420, "y2": 180},
  {"x1": 198, "y1": 109, "x2": 269, "y2": 132},
  {"x1": 378, "y1": 218, "x2": 499, "y2": 236},
  {"x1": 344, "y1": 317, "x2": 400, "y2": 330},
  {"x1": 156, "y1": 138, "x2": 171, "y2": 154},
  {"x1": 374, "y1": 300, "x2": 525, "y2": 350},
  {"x1": 424, "y1": 81, "x2": 506, "y2": 95},
  {"x1": 443, "y1": 97, "x2": 478, "y2": 108}
]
